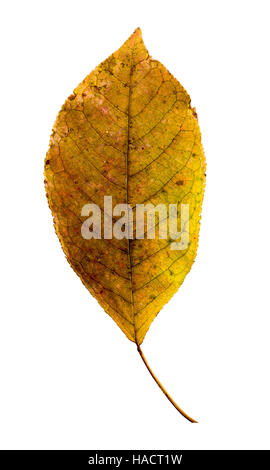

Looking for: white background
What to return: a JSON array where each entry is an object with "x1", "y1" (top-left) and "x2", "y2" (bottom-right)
[{"x1": 1, "y1": 0, "x2": 270, "y2": 450}]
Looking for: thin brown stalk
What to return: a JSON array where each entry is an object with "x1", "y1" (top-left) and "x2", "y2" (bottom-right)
[{"x1": 137, "y1": 344, "x2": 198, "y2": 423}]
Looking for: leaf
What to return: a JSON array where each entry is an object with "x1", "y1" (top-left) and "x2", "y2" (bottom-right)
[{"x1": 44, "y1": 28, "x2": 206, "y2": 422}]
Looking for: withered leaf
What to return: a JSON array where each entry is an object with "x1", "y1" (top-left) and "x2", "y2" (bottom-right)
[{"x1": 44, "y1": 28, "x2": 206, "y2": 422}]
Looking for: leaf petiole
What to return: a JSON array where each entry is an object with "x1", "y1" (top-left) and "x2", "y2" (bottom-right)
[{"x1": 136, "y1": 344, "x2": 198, "y2": 423}]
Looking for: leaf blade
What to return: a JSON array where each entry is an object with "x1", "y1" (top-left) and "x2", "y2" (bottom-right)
[{"x1": 44, "y1": 28, "x2": 206, "y2": 345}]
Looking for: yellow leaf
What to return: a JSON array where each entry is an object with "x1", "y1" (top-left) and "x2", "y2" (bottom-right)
[{"x1": 44, "y1": 28, "x2": 206, "y2": 422}]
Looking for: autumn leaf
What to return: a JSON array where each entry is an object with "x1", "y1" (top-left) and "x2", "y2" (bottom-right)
[{"x1": 44, "y1": 28, "x2": 206, "y2": 422}]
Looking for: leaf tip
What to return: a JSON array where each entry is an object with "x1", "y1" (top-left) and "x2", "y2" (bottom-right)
[
  {"x1": 127, "y1": 27, "x2": 144, "y2": 47},
  {"x1": 133, "y1": 27, "x2": 142, "y2": 37}
]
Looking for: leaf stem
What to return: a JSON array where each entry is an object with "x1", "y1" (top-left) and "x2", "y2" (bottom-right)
[{"x1": 136, "y1": 344, "x2": 198, "y2": 423}]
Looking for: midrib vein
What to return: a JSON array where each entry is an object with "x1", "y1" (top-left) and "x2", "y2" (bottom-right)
[{"x1": 126, "y1": 50, "x2": 137, "y2": 343}]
